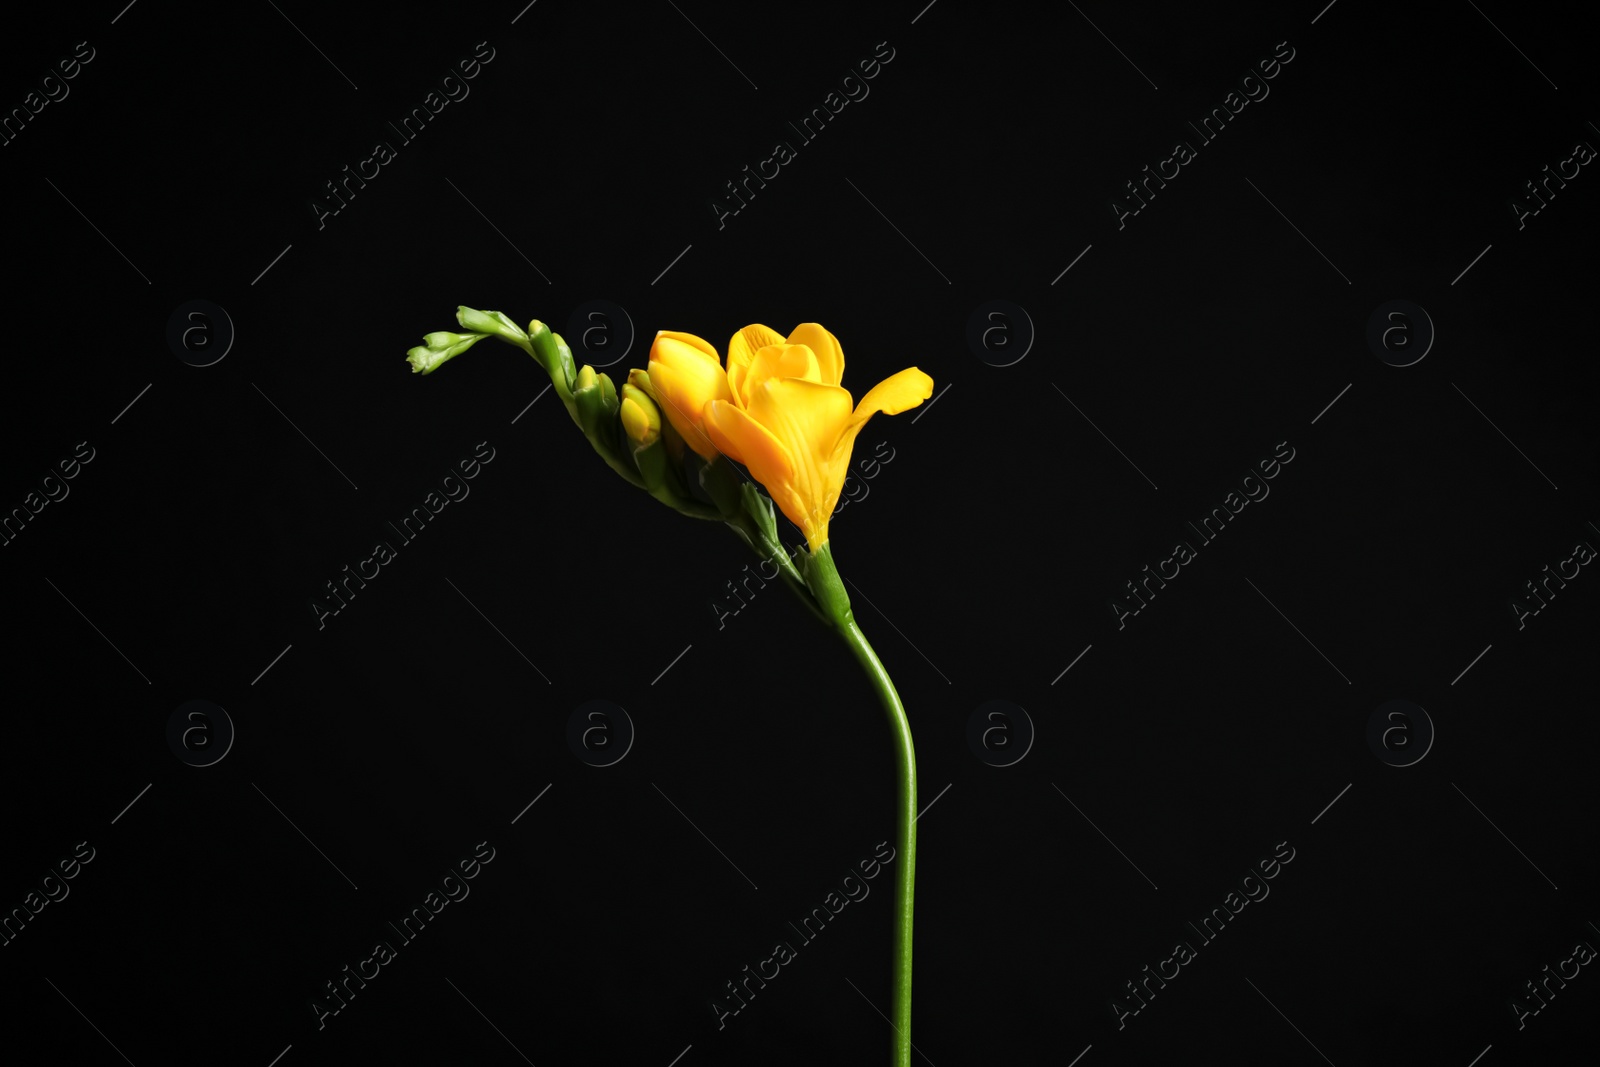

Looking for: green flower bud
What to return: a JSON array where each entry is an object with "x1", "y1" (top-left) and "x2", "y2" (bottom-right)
[
  {"x1": 406, "y1": 330, "x2": 490, "y2": 375},
  {"x1": 614, "y1": 381, "x2": 721, "y2": 517},
  {"x1": 626, "y1": 366, "x2": 690, "y2": 462},
  {"x1": 527, "y1": 320, "x2": 576, "y2": 395},
  {"x1": 619, "y1": 384, "x2": 660, "y2": 447},
  {"x1": 571, "y1": 368, "x2": 644, "y2": 488},
  {"x1": 456, "y1": 307, "x2": 529, "y2": 348}
]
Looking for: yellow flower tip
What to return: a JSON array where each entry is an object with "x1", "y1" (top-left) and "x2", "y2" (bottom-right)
[
  {"x1": 619, "y1": 395, "x2": 658, "y2": 446},
  {"x1": 652, "y1": 330, "x2": 721, "y2": 364},
  {"x1": 575, "y1": 364, "x2": 598, "y2": 391},
  {"x1": 648, "y1": 333, "x2": 734, "y2": 463},
  {"x1": 626, "y1": 367, "x2": 658, "y2": 401},
  {"x1": 620, "y1": 383, "x2": 661, "y2": 439},
  {"x1": 785, "y1": 322, "x2": 845, "y2": 386}
]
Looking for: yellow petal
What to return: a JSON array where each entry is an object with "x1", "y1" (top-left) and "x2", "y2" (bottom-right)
[
  {"x1": 706, "y1": 398, "x2": 809, "y2": 535},
  {"x1": 829, "y1": 367, "x2": 935, "y2": 470},
  {"x1": 748, "y1": 377, "x2": 854, "y2": 548},
  {"x1": 650, "y1": 334, "x2": 723, "y2": 379},
  {"x1": 785, "y1": 323, "x2": 844, "y2": 387},
  {"x1": 647, "y1": 358, "x2": 729, "y2": 461},
  {"x1": 852, "y1": 366, "x2": 934, "y2": 423},
  {"x1": 653, "y1": 330, "x2": 720, "y2": 365},
  {"x1": 727, "y1": 324, "x2": 786, "y2": 401},
  {"x1": 741, "y1": 344, "x2": 821, "y2": 405}
]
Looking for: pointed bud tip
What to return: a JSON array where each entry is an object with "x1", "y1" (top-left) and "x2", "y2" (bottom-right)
[
  {"x1": 620, "y1": 382, "x2": 662, "y2": 441},
  {"x1": 620, "y1": 396, "x2": 656, "y2": 445}
]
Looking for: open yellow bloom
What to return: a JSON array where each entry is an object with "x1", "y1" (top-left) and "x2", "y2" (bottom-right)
[{"x1": 650, "y1": 322, "x2": 931, "y2": 553}]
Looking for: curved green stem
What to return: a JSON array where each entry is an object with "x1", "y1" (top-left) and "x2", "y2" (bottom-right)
[
  {"x1": 839, "y1": 617, "x2": 916, "y2": 1066},
  {"x1": 805, "y1": 543, "x2": 916, "y2": 1067}
]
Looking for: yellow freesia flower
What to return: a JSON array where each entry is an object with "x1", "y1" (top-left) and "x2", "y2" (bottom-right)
[{"x1": 648, "y1": 322, "x2": 932, "y2": 552}]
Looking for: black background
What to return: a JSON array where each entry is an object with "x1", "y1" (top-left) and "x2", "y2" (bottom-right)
[{"x1": 2, "y1": 2, "x2": 1596, "y2": 1065}]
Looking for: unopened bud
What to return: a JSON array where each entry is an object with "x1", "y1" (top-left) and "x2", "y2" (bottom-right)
[
  {"x1": 455, "y1": 307, "x2": 528, "y2": 346},
  {"x1": 620, "y1": 384, "x2": 661, "y2": 446},
  {"x1": 626, "y1": 367, "x2": 658, "y2": 400},
  {"x1": 406, "y1": 330, "x2": 489, "y2": 375},
  {"x1": 528, "y1": 320, "x2": 577, "y2": 393}
]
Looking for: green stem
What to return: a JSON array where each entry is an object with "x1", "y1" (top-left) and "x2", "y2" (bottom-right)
[
  {"x1": 805, "y1": 543, "x2": 916, "y2": 1067},
  {"x1": 768, "y1": 537, "x2": 829, "y2": 630},
  {"x1": 842, "y1": 617, "x2": 917, "y2": 1067},
  {"x1": 723, "y1": 518, "x2": 831, "y2": 629}
]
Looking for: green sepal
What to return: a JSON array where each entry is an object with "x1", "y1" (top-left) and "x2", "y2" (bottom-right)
[
  {"x1": 574, "y1": 374, "x2": 645, "y2": 488},
  {"x1": 699, "y1": 456, "x2": 745, "y2": 519},
  {"x1": 553, "y1": 332, "x2": 578, "y2": 392},
  {"x1": 716, "y1": 485, "x2": 828, "y2": 628},
  {"x1": 741, "y1": 482, "x2": 781, "y2": 547},
  {"x1": 633, "y1": 436, "x2": 671, "y2": 490},
  {"x1": 632, "y1": 437, "x2": 722, "y2": 519},
  {"x1": 680, "y1": 452, "x2": 714, "y2": 506},
  {"x1": 801, "y1": 540, "x2": 852, "y2": 628},
  {"x1": 597, "y1": 367, "x2": 620, "y2": 419},
  {"x1": 528, "y1": 321, "x2": 576, "y2": 396}
]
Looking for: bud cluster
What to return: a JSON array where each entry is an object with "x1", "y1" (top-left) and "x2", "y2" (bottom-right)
[{"x1": 406, "y1": 306, "x2": 829, "y2": 626}]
